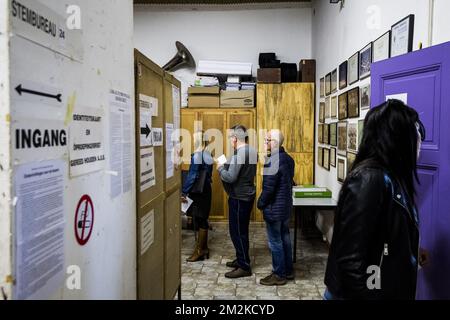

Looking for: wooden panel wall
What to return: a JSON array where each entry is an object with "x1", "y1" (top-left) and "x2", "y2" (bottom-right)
[{"x1": 256, "y1": 83, "x2": 315, "y2": 221}]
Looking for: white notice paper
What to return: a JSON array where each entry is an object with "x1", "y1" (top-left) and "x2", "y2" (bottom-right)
[
  {"x1": 140, "y1": 210, "x2": 155, "y2": 256},
  {"x1": 139, "y1": 94, "x2": 158, "y2": 117},
  {"x1": 152, "y1": 128, "x2": 163, "y2": 147},
  {"x1": 139, "y1": 103, "x2": 153, "y2": 147},
  {"x1": 140, "y1": 147, "x2": 156, "y2": 192},
  {"x1": 386, "y1": 93, "x2": 408, "y2": 104},
  {"x1": 14, "y1": 159, "x2": 66, "y2": 300},
  {"x1": 69, "y1": 107, "x2": 106, "y2": 177},
  {"x1": 109, "y1": 89, "x2": 132, "y2": 199},
  {"x1": 172, "y1": 85, "x2": 181, "y2": 139},
  {"x1": 166, "y1": 123, "x2": 174, "y2": 179}
]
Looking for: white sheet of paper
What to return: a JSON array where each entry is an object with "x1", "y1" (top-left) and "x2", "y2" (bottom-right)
[
  {"x1": 14, "y1": 159, "x2": 66, "y2": 300},
  {"x1": 140, "y1": 147, "x2": 156, "y2": 192},
  {"x1": 152, "y1": 128, "x2": 163, "y2": 147},
  {"x1": 140, "y1": 209, "x2": 154, "y2": 256},
  {"x1": 181, "y1": 197, "x2": 194, "y2": 214},
  {"x1": 217, "y1": 155, "x2": 228, "y2": 166},
  {"x1": 166, "y1": 123, "x2": 174, "y2": 179}
]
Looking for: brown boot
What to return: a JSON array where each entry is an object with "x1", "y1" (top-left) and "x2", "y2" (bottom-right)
[{"x1": 186, "y1": 228, "x2": 209, "y2": 262}]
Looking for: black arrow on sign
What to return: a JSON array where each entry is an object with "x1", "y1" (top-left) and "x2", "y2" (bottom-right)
[
  {"x1": 141, "y1": 124, "x2": 151, "y2": 138},
  {"x1": 15, "y1": 84, "x2": 62, "y2": 102}
]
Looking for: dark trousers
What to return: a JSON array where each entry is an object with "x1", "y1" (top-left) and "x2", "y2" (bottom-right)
[{"x1": 228, "y1": 197, "x2": 254, "y2": 271}]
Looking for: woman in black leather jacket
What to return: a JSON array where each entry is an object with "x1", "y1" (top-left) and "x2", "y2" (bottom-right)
[{"x1": 324, "y1": 99, "x2": 429, "y2": 300}]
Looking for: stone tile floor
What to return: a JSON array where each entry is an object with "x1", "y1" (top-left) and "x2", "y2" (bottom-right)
[{"x1": 180, "y1": 222, "x2": 329, "y2": 300}]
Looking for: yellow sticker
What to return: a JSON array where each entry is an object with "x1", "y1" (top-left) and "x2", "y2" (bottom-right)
[{"x1": 64, "y1": 92, "x2": 77, "y2": 126}]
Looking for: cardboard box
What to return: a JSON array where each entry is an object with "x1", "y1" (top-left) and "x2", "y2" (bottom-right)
[
  {"x1": 188, "y1": 86, "x2": 220, "y2": 108},
  {"x1": 220, "y1": 90, "x2": 254, "y2": 108},
  {"x1": 257, "y1": 68, "x2": 281, "y2": 83}
]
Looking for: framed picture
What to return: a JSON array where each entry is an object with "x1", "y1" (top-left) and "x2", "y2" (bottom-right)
[
  {"x1": 337, "y1": 158, "x2": 346, "y2": 183},
  {"x1": 360, "y1": 83, "x2": 371, "y2": 110},
  {"x1": 347, "y1": 152, "x2": 357, "y2": 174},
  {"x1": 331, "y1": 148, "x2": 337, "y2": 167},
  {"x1": 331, "y1": 69, "x2": 338, "y2": 93},
  {"x1": 320, "y1": 77, "x2": 325, "y2": 98},
  {"x1": 347, "y1": 87, "x2": 360, "y2": 118},
  {"x1": 323, "y1": 148, "x2": 330, "y2": 171},
  {"x1": 348, "y1": 122, "x2": 358, "y2": 152},
  {"x1": 348, "y1": 52, "x2": 359, "y2": 85},
  {"x1": 358, "y1": 119, "x2": 364, "y2": 148},
  {"x1": 338, "y1": 92, "x2": 348, "y2": 120},
  {"x1": 373, "y1": 31, "x2": 391, "y2": 62},
  {"x1": 325, "y1": 73, "x2": 331, "y2": 96},
  {"x1": 317, "y1": 124, "x2": 323, "y2": 143},
  {"x1": 359, "y1": 43, "x2": 372, "y2": 80},
  {"x1": 331, "y1": 95, "x2": 338, "y2": 119},
  {"x1": 324, "y1": 124, "x2": 330, "y2": 145},
  {"x1": 391, "y1": 14, "x2": 415, "y2": 58},
  {"x1": 330, "y1": 122, "x2": 337, "y2": 147},
  {"x1": 319, "y1": 102, "x2": 325, "y2": 123},
  {"x1": 338, "y1": 121, "x2": 348, "y2": 156},
  {"x1": 339, "y1": 61, "x2": 348, "y2": 90},
  {"x1": 325, "y1": 97, "x2": 331, "y2": 119},
  {"x1": 318, "y1": 147, "x2": 324, "y2": 167}
]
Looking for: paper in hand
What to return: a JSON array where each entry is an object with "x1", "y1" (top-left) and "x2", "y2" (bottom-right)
[
  {"x1": 181, "y1": 196, "x2": 194, "y2": 214},
  {"x1": 216, "y1": 155, "x2": 228, "y2": 166}
]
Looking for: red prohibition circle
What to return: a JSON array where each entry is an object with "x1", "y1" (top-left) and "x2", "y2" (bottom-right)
[{"x1": 74, "y1": 194, "x2": 94, "y2": 246}]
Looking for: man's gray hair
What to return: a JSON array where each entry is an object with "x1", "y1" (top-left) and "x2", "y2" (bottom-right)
[
  {"x1": 230, "y1": 125, "x2": 248, "y2": 142},
  {"x1": 270, "y1": 129, "x2": 284, "y2": 147}
]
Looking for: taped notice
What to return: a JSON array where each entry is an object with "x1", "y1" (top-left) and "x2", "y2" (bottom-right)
[
  {"x1": 139, "y1": 94, "x2": 158, "y2": 117},
  {"x1": 69, "y1": 107, "x2": 105, "y2": 177},
  {"x1": 140, "y1": 147, "x2": 155, "y2": 192},
  {"x1": 140, "y1": 210, "x2": 155, "y2": 256}
]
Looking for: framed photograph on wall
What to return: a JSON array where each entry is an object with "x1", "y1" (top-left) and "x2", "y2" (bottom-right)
[
  {"x1": 348, "y1": 122, "x2": 358, "y2": 152},
  {"x1": 318, "y1": 124, "x2": 323, "y2": 144},
  {"x1": 331, "y1": 95, "x2": 338, "y2": 119},
  {"x1": 339, "y1": 61, "x2": 348, "y2": 90},
  {"x1": 347, "y1": 152, "x2": 357, "y2": 174},
  {"x1": 331, "y1": 148, "x2": 337, "y2": 167},
  {"x1": 338, "y1": 92, "x2": 348, "y2": 120},
  {"x1": 325, "y1": 97, "x2": 331, "y2": 119},
  {"x1": 330, "y1": 122, "x2": 337, "y2": 147},
  {"x1": 323, "y1": 148, "x2": 330, "y2": 171},
  {"x1": 373, "y1": 31, "x2": 391, "y2": 62},
  {"x1": 338, "y1": 158, "x2": 346, "y2": 183},
  {"x1": 325, "y1": 73, "x2": 331, "y2": 96},
  {"x1": 331, "y1": 69, "x2": 338, "y2": 93},
  {"x1": 324, "y1": 124, "x2": 330, "y2": 145},
  {"x1": 391, "y1": 14, "x2": 415, "y2": 58},
  {"x1": 320, "y1": 77, "x2": 325, "y2": 98},
  {"x1": 319, "y1": 102, "x2": 325, "y2": 123},
  {"x1": 358, "y1": 119, "x2": 365, "y2": 148},
  {"x1": 359, "y1": 43, "x2": 372, "y2": 80},
  {"x1": 338, "y1": 121, "x2": 348, "y2": 156},
  {"x1": 347, "y1": 87, "x2": 360, "y2": 118},
  {"x1": 348, "y1": 52, "x2": 359, "y2": 85},
  {"x1": 361, "y1": 83, "x2": 371, "y2": 110},
  {"x1": 318, "y1": 147, "x2": 324, "y2": 167}
]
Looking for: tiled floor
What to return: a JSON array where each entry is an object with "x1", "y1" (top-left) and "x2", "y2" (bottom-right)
[{"x1": 180, "y1": 222, "x2": 329, "y2": 300}]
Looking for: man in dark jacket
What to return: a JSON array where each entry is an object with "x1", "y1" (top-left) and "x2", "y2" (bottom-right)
[{"x1": 257, "y1": 130, "x2": 295, "y2": 286}]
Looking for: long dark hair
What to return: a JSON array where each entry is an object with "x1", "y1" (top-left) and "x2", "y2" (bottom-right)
[{"x1": 351, "y1": 99, "x2": 425, "y2": 202}]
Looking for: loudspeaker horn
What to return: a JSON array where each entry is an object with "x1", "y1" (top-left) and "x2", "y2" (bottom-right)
[{"x1": 163, "y1": 41, "x2": 196, "y2": 72}]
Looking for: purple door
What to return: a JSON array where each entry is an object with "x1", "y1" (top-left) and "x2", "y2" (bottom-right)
[{"x1": 371, "y1": 42, "x2": 450, "y2": 300}]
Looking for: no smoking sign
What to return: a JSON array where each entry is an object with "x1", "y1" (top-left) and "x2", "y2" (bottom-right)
[{"x1": 74, "y1": 195, "x2": 94, "y2": 246}]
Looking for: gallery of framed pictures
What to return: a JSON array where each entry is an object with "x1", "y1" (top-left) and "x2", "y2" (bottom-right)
[{"x1": 317, "y1": 14, "x2": 415, "y2": 183}]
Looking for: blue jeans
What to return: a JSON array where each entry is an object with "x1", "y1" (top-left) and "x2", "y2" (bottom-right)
[
  {"x1": 228, "y1": 197, "x2": 254, "y2": 271},
  {"x1": 266, "y1": 218, "x2": 293, "y2": 278}
]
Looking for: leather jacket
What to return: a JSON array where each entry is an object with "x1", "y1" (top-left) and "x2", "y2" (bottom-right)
[{"x1": 324, "y1": 165, "x2": 420, "y2": 300}]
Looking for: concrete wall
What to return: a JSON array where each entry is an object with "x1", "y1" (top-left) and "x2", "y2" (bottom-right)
[
  {"x1": 2, "y1": 0, "x2": 136, "y2": 299},
  {"x1": 134, "y1": 5, "x2": 313, "y2": 105},
  {"x1": 0, "y1": 0, "x2": 12, "y2": 300}
]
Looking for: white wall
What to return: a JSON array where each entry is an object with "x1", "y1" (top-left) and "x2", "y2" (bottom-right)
[
  {"x1": 3, "y1": 0, "x2": 136, "y2": 300},
  {"x1": 134, "y1": 5, "x2": 312, "y2": 105},
  {"x1": 432, "y1": 0, "x2": 450, "y2": 45},
  {"x1": 312, "y1": 0, "x2": 436, "y2": 200},
  {"x1": 0, "y1": 0, "x2": 12, "y2": 300}
]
